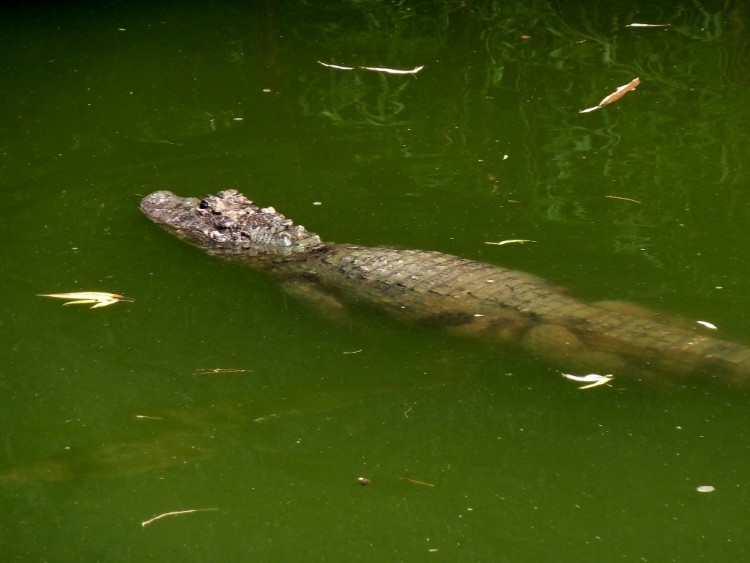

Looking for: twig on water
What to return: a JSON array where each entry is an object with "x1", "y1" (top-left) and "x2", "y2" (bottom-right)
[
  {"x1": 141, "y1": 508, "x2": 218, "y2": 527},
  {"x1": 194, "y1": 368, "x2": 251, "y2": 375},
  {"x1": 399, "y1": 476, "x2": 434, "y2": 487},
  {"x1": 605, "y1": 195, "x2": 642, "y2": 204},
  {"x1": 579, "y1": 78, "x2": 641, "y2": 113}
]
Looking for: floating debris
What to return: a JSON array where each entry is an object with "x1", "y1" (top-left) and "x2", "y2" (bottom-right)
[
  {"x1": 580, "y1": 78, "x2": 641, "y2": 114},
  {"x1": 484, "y1": 239, "x2": 536, "y2": 246},
  {"x1": 317, "y1": 61, "x2": 424, "y2": 75},
  {"x1": 357, "y1": 477, "x2": 371, "y2": 486},
  {"x1": 141, "y1": 508, "x2": 218, "y2": 527},
  {"x1": 561, "y1": 372, "x2": 614, "y2": 389},
  {"x1": 605, "y1": 195, "x2": 642, "y2": 204},
  {"x1": 399, "y1": 476, "x2": 435, "y2": 487},
  {"x1": 625, "y1": 23, "x2": 671, "y2": 28},
  {"x1": 317, "y1": 61, "x2": 355, "y2": 71},
  {"x1": 361, "y1": 65, "x2": 424, "y2": 75},
  {"x1": 696, "y1": 485, "x2": 715, "y2": 493},
  {"x1": 38, "y1": 292, "x2": 133, "y2": 309},
  {"x1": 696, "y1": 321, "x2": 718, "y2": 330},
  {"x1": 193, "y1": 368, "x2": 251, "y2": 375}
]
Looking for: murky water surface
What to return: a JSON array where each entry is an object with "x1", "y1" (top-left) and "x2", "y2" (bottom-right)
[{"x1": 2, "y1": 1, "x2": 750, "y2": 560}]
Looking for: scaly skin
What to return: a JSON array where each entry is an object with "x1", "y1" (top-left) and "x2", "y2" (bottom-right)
[{"x1": 140, "y1": 189, "x2": 750, "y2": 386}]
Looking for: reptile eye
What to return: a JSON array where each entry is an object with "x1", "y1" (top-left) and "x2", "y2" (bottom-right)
[{"x1": 198, "y1": 199, "x2": 210, "y2": 210}]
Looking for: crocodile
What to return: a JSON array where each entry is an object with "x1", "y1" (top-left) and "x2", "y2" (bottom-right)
[{"x1": 140, "y1": 189, "x2": 750, "y2": 387}]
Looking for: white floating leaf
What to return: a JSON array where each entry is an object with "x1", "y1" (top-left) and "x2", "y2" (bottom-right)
[
  {"x1": 625, "y1": 23, "x2": 671, "y2": 28},
  {"x1": 484, "y1": 239, "x2": 536, "y2": 246},
  {"x1": 561, "y1": 372, "x2": 613, "y2": 389}
]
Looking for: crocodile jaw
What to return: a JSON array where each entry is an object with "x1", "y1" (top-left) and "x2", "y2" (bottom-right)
[{"x1": 140, "y1": 189, "x2": 323, "y2": 258}]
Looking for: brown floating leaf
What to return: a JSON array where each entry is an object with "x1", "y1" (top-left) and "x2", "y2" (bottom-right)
[{"x1": 580, "y1": 78, "x2": 641, "y2": 113}]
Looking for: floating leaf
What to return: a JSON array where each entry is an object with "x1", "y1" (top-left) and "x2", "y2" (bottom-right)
[
  {"x1": 38, "y1": 292, "x2": 133, "y2": 309},
  {"x1": 317, "y1": 61, "x2": 424, "y2": 75},
  {"x1": 561, "y1": 372, "x2": 614, "y2": 389},
  {"x1": 485, "y1": 239, "x2": 536, "y2": 246},
  {"x1": 580, "y1": 78, "x2": 641, "y2": 113},
  {"x1": 360, "y1": 65, "x2": 424, "y2": 75},
  {"x1": 625, "y1": 23, "x2": 670, "y2": 28}
]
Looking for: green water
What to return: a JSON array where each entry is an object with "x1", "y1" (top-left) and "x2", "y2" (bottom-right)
[{"x1": 3, "y1": 1, "x2": 750, "y2": 560}]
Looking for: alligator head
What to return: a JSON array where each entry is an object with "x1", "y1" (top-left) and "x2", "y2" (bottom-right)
[{"x1": 140, "y1": 189, "x2": 323, "y2": 258}]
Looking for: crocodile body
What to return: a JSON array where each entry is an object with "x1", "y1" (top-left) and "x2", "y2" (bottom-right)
[{"x1": 140, "y1": 189, "x2": 750, "y2": 386}]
